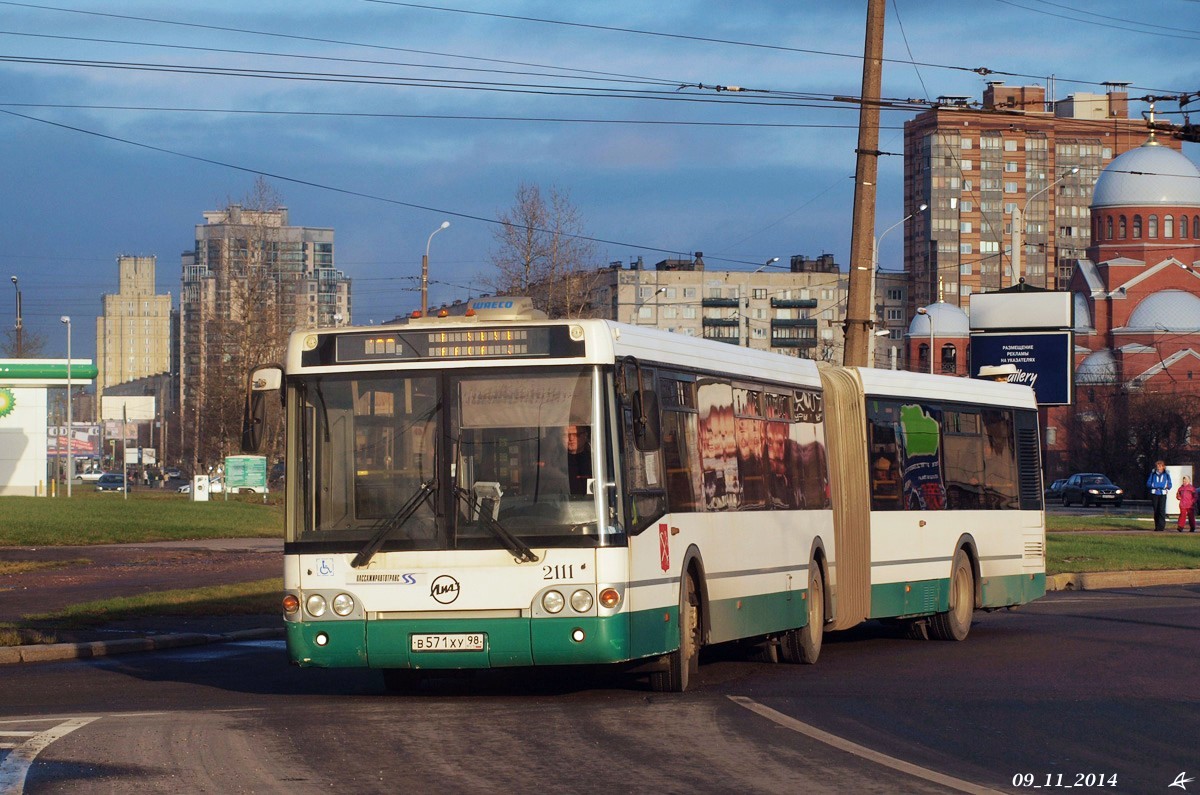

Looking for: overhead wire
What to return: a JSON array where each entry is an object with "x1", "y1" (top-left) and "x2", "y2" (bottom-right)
[
  {"x1": 4, "y1": 0, "x2": 1192, "y2": 97},
  {"x1": 990, "y1": 0, "x2": 1200, "y2": 41},
  {"x1": 0, "y1": 106, "x2": 776, "y2": 270},
  {"x1": 0, "y1": 102, "x2": 878, "y2": 130}
]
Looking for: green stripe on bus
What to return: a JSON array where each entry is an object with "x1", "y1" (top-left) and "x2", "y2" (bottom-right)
[
  {"x1": 868, "y1": 572, "x2": 1047, "y2": 619},
  {"x1": 705, "y1": 590, "x2": 809, "y2": 643},
  {"x1": 981, "y1": 571, "x2": 1046, "y2": 606}
]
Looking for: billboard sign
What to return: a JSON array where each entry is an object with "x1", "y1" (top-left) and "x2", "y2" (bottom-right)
[
  {"x1": 225, "y1": 455, "x2": 268, "y2": 491},
  {"x1": 969, "y1": 331, "x2": 1074, "y2": 406},
  {"x1": 47, "y1": 423, "x2": 101, "y2": 456},
  {"x1": 969, "y1": 291, "x2": 1072, "y2": 330}
]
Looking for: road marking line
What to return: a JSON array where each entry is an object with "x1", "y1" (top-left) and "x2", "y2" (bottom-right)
[
  {"x1": 728, "y1": 696, "x2": 1004, "y2": 795},
  {"x1": 0, "y1": 716, "x2": 98, "y2": 795},
  {"x1": 0, "y1": 732, "x2": 37, "y2": 750}
]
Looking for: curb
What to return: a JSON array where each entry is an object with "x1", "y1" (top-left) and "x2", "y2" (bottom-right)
[
  {"x1": 0, "y1": 627, "x2": 283, "y2": 665},
  {"x1": 1046, "y1": 568, "x2": 1200, "y2": 591}
]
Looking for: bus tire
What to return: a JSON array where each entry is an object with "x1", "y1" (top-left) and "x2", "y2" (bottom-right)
[
  {"x1": 929, "y1": 548, "x2": 974, "y2": 641},
  {"x1": 781, "y1": 560, "x2": 824, "y2": 664},
  {"x1": 650, "y1": 572, "x2": 700, "y2": 692}
]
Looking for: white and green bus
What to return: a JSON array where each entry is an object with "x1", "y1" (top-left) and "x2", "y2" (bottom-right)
[{"x1": 244, "y1": 297, "x2": 1045, "y2": 691}]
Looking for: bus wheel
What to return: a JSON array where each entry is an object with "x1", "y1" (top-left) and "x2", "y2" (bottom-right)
[
  {"x1": 929, "y1": 548, "x2": 974, "y2": 641},
  {"x1": 781, "y1": 561, "x2": 824, "y2": 664},
  {"x1": 382, "y1": 668, "x2": 423, "y2": 693},
  {"x1": 650, "y1": 572, "x2": 700, "y2": 692}
]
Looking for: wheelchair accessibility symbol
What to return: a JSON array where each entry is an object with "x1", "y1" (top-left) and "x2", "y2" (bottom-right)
[{"x1": 317, "y1": 558, "x2": 335, "y2": 576}]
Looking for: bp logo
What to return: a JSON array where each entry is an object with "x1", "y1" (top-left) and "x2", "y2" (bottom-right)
[{"x1": 0, "y1": 388, "x2": 14, "y2": 419}]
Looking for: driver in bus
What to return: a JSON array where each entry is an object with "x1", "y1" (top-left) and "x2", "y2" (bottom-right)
[{"x1": 565, "y1": 424, "x2": 592, "y2": 497}]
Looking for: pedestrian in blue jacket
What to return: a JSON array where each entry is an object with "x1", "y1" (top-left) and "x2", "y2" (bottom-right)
[{"x1": 1147, "y1": 460, "x2": 1172, "y2": 532}]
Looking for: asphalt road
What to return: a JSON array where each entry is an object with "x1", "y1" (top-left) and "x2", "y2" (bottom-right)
[{"x1": 3, "y1": 584, "x2": 1198, "y2": 794}]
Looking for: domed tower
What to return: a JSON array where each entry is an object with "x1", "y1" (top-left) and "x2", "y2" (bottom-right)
[
  {"x1": 906, "y1": 301, "x2": 970, "y2": 374},
  {"x1": 1088, "y1": 136, "x2": 1200, "y2": 266},
  {"x1": 1067, "y1": 136, "x2": 1200, "y2": 354},
  {"x1": 1046, "y1": 136, "x2": 1200, "y2": 478}
]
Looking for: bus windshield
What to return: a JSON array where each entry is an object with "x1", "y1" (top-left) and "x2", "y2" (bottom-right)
[{"x1": 293, "y1": 367, "x2": 615, "y2": 551}]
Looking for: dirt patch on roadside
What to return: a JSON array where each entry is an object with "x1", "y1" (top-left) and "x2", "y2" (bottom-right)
[{"x1": 0, "y1": 544, "x2": 282, "y2": 623}]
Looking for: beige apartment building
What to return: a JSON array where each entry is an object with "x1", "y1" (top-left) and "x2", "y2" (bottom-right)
[
  {"x1": 95, "y1": 255, "x2": 171, "y2": 403},
  {"x1": 592, "y1": 253, "x2": 850, "y2": 362},
  {"x1": 902, "y1": 82, "x2": 1181, "y2": 315}
]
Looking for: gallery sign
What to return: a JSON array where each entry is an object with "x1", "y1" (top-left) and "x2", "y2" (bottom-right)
[{"x1": 969, "y1": 331, "x2": 1074, "y2": 406}]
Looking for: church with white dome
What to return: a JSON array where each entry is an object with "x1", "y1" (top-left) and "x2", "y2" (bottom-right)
[{"x1": 1045, "y1": 134, "x2": 1200, "y2": 477}]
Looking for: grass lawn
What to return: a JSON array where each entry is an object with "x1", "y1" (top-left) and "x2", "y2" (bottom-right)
[
  {"x1": 1047, "y1": 532, "x2": 1200, "y2": 574},
  {"x1": 0, "y1": 491, "x2": 283, "y2": 546},
  {"x1": 1046, "y1": 514, "x2": 1152, "y2": 533}
]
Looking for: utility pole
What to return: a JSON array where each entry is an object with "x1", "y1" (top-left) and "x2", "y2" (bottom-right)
[{"x1": 843, "y1": 0, "x2": 885, "y2": 368}]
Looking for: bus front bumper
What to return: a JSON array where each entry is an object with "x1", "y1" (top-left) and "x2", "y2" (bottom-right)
[{"x1": 286, "y1": 613, "x2": 633, "y2": 670}]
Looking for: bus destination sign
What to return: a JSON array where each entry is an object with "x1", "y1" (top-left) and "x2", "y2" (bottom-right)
[{"x1": 329, "y1": 325, "x2": 584, "y2": 364}]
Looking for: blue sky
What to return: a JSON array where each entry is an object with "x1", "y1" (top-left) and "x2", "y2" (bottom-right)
[{"x1": 3, "y1": 0, "x2": 1198, "y2": 358}]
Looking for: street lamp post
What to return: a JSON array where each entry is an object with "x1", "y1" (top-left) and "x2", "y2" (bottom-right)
[
  {"x1": 420, "y1": 221, "x2": 451, "y2": 316},
  {"x1": 916, "y1": 306, "x2": 934, "y2": 374},
  {"x1": 869, "y1": 204, "x2": 926, "y2": 366},
  {"x1": 11, "y1": 276, "x2": 21, "y2": 358},
  {"x1": 1011, "y1": 167, "x2": 1079, "y2": 285},
  {"x1": 61, "y1": 315, "x2": 72, "y2": 497}
]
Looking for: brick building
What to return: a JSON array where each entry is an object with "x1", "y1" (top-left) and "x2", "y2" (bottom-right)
[{"x1": 903, "y1": 83, "x2": 1181, "y2": 319}]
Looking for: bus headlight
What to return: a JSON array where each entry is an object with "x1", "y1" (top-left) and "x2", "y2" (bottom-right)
[
  {"x1": 306, "y1": 594, "x2": 328, "y2": 617},
  {"x1": 332, "y1": 593, "x2": 355, "y2": 616},
  {"x1": 542, "y1": 590, "x2": 565, "y2": 614},
  {"x1": 570, "y1": 589, "x2": 594, "y2": 613}
]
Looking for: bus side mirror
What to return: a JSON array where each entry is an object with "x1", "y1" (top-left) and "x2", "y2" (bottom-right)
[
  {"x1": 242, "y1": 365, "x2": 283, "y2": 453},
  {"x1": 633, "y1": 389, "x2": 661, "y2": 451}
]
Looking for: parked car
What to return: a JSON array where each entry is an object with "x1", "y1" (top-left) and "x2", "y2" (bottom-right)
[
  {"x1": 163, "y1": 467, "x2": 184, "y2": 480},
  {"x1": 95, "y1": 473, "x2": 129, "y2": 492},
  {"x1": 77, "y1": 467, "x2": 104, "y2": 483},
  {"x1": 1045, "y1": 478, "x2": 1067, "y2": 499},
  {"x1": 1060, "y1": 472, "x2": 1124, "y2": 507}
]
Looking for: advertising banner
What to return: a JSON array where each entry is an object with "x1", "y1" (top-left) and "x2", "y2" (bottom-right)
[
  {"x1": 969, "y1": 331, "x2": 1074, "y2": 406},
  {"x1": 47, "y1": 424, "x2": 101, "y2": 456}
]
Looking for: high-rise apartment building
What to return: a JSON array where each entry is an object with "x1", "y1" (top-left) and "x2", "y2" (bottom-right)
[
  {"x1": 95, "y1": 255, "x2": 171, "y2": 403},
  {"x1": 179, "y1": 204, "x2": 350, "y2": 466},
  {"x1": 902, "y1": 82, "x2": 1181, "y2": 314}
]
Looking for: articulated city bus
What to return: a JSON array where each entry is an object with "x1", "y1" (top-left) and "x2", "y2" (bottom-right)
[{"x1": 243, "y1": 297, "x2": 1045, "y2": 691}]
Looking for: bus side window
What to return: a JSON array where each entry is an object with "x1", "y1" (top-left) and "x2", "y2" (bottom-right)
[{"x1": 622, "y1": 407, "x2": 666, "y2": 534}]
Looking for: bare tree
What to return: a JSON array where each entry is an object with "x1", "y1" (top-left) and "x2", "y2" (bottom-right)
[
  {"x1": 488, "y1": 183, "x2": 601, "y2": 318},
  {"x1": 1, "y1": 327, "x2": 46, "y2": 358},
  {"x1": 1069, "y1": 382, "x2": 1193, "y2": 493}
]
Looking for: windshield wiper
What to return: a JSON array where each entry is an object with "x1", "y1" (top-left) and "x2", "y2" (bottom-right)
[
  {"x1": 351, "y1": 479, "x2": 435, "y2": 568},
  {"x1": 453, "y1": 485, "x2": 538, "y2": 564}
]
